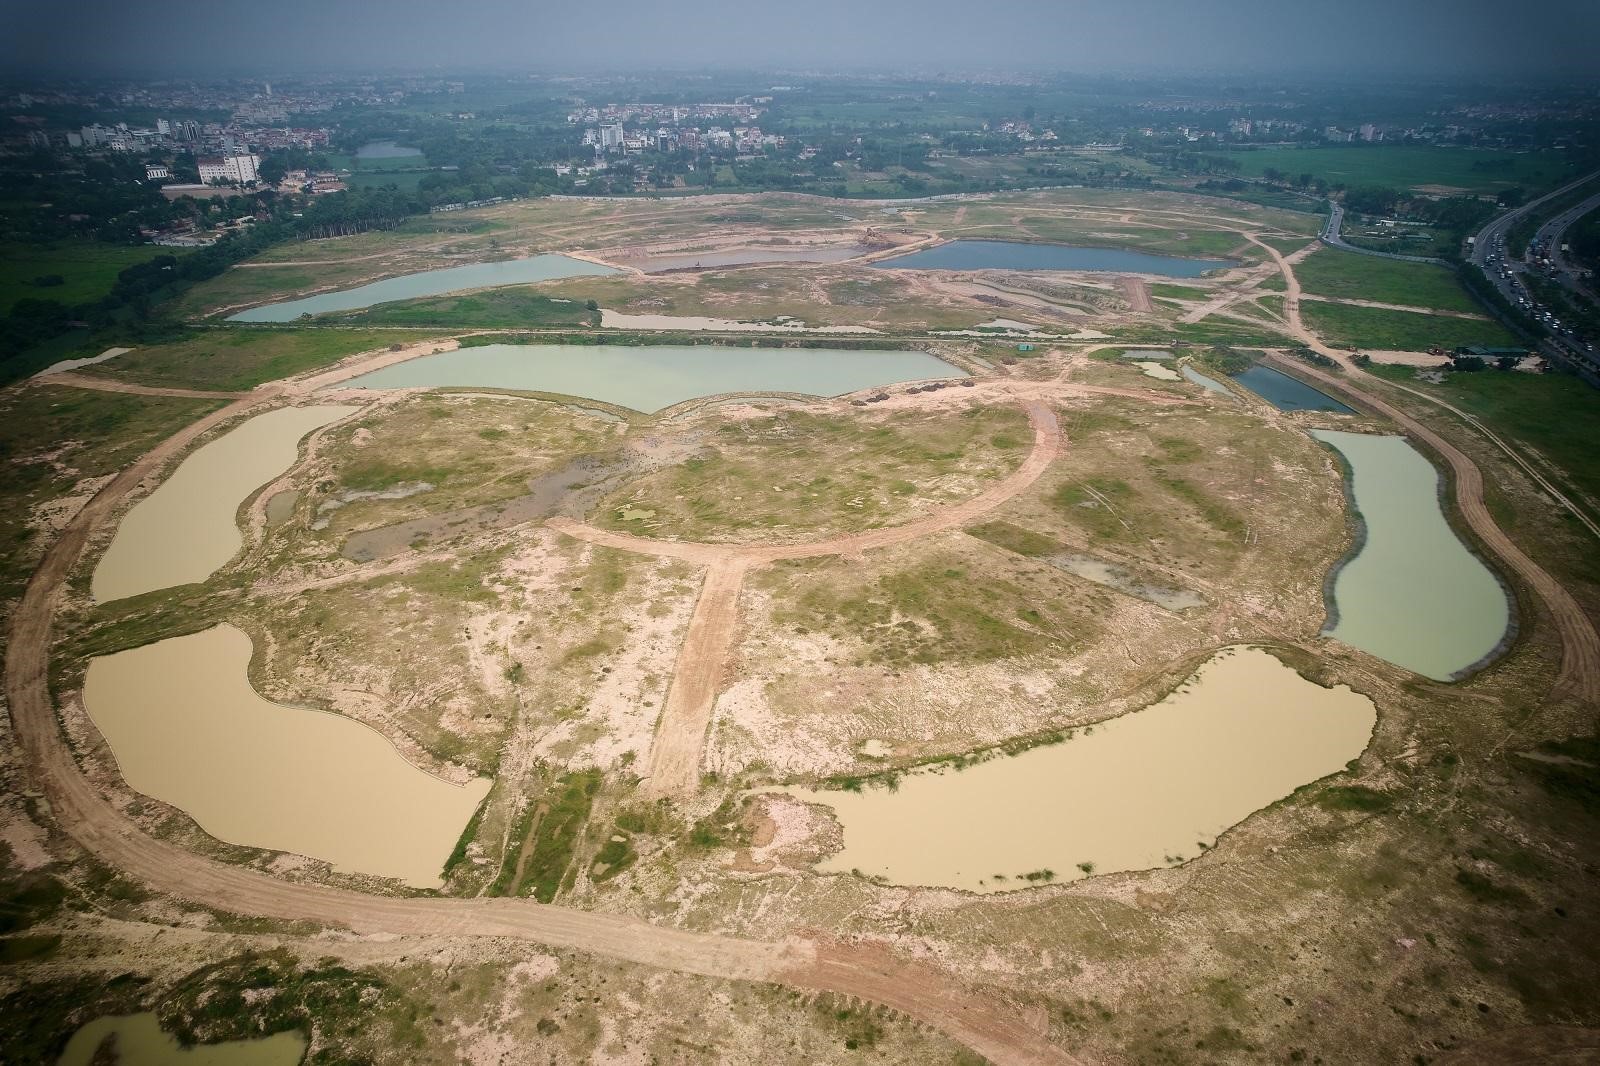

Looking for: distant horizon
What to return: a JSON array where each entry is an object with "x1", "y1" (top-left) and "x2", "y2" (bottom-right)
[
  {"x1": 5, "y1": 0, "x2": 1600, "y2": 81},
  {"x1": 7, "y1": 65, "x2": 1600, "y2": 91}
]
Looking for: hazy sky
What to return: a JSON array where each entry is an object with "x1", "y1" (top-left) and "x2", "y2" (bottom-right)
[{"x1": 5, "y1": 0, "x2": 1599, "y2": 78}]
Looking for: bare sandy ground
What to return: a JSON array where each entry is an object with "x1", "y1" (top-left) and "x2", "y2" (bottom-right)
[
  {"x1": 1359, "y1": 350, "x2": 1451, "y2": 367},
  {"x1": 599, "y1": 310, "x2": 880, "y2": 334}
]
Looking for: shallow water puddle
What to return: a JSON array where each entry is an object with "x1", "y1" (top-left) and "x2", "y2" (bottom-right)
[{"x1": 57, "y1": 1013, "x2": 306, "y2": 1066}]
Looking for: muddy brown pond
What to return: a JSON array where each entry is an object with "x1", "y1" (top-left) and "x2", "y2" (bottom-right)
[
  {"x1": 93, "y1": 405, "x2": 356, "y2": 603},
  {"x1": 83, "y1": 624, "x2": 489, "y2": 888},
  {"x1": 777, "y1": 646, "x2": 1375, "y2": 893}
]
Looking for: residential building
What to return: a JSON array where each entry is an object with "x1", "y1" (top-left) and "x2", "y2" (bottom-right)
[{"x1": 197, "y1": 153, "x2": 260, "y2": 185}]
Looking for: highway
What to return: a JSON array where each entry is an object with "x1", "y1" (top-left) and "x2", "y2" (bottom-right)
[
  {"x1": 1319, "y1": 200, "x2": 1447, "y2": 264},
  {"x1": 1466, "y1": 169, "x2": 1600, "y2": 377},
  {"x1": 1532, "y1": 188, "x2": 1600, "y2": 296}
]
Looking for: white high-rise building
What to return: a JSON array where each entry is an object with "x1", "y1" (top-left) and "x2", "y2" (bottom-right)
[
  {"x1": 599, "y1": 122, "x2": 624, "y2": 150},
  {"x1": 198, "y1": 153, "x2": 261, "y2": 185}
]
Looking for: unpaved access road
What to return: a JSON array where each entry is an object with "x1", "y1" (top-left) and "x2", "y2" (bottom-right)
[
  {"x1": 32, "y1": 372, "x2": 254, "y2": 400},
  {"x1": 4, "y1": 381, "x2": 1080, "y2": 1066}
]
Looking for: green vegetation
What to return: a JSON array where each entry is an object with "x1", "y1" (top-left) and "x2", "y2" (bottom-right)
[
  {"x1": 0, "y1": 872, "x2": 65, "y2": 935},
  {"x1": 79, "y1": 327, "x2": 421, "y2": 390},
  {"x1": 158, "y1": 949, "x2": 392, "y2": 1049},
  {"x1": 0, "y1": 385, "x2": 222, "y2": 607},
  {"x1": 1050, "y1": 477, "x2": 1136, "y2": 540},
  {"x1": 0, "y1": 240, "x2": 192, "y2": 315},
  {"x1": 492, "y1": 770, "x2": 601, "y2": 903},
  {"x1": 1454, "y1": 868, "x2": 1532, "y2": 908},
  {"x1": 775, "y1": 556, "x2": 1077, "y2": 666},
  {"x1": 1515, "y1": 735, "x2": 1600, "y2": 815},
  {"x1": 1202, "y1": 146, "x2": 1574, "y2": 195},
  {"x1": 0, "y1": 933, "x2": 62, "y2": 965},
  {"x1": 1315, "y1": 785, "x2": 1396, "y2": 813},
  {"x1": 318, "y1": 286, "x2": 597, "y2": 329},
  {"x1": 0, "y1": 973, "x2": 147, "y2": 1065},
  {"x1": 1365, "y1": 365, "x2": 1600, "y2": 515},
  {"x1": 598, "y1": 406, "x2": 1029, "y2": 542},
  {"x1": 965, "y1": 520, "x2": 1061, "y2": 557},
  {"x1": 1302, "y1": 301, "x2": 1519, "y2": 351},
  {"x1": 1295, "y1": 248, "x2": 1480, "y2": 313}
]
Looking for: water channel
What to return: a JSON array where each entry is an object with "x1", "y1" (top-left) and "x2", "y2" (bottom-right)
[
  {"x1": 779, "y1": 646, "x2": 1375, "y2": 893},
  {"x1": 228, "y1": 255, "x2": 618, "y2": 322},
  {"x1": 82, "y1": 624, "x2": 491, "y2": 888},
  {"x1": 57, "y1": 1013, "x2": 306, "y2": 1066},
  {"x1": 1312, "y1": 430, "x2": 1510, "y2": 680},
  {"x1": 872, "y1": 239, "x2": 1234, "y2": 277},
  {"x1": 1231, "y1": 365, "x2": 1355, "y2": 413},
  {"x1": 1181, "y1": 364, "x2": 1234, "y2": 397},
  {"x1": 93, "y1": 405, "x2": 356, "y2": 603},
  {"x1": 333, "y1": 343, "x2": 965, "y2": 413}
]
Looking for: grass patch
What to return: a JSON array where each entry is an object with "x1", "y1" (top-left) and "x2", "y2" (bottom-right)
[
  {"x1": 0, "y1": 933, "x2": 62, "y2": 964},
  {"x1": 1316, "y1": 785, "x2": 1396, "y2": 813},
  {"x1": 1454, "y1": 868, "x2": 1532, "y2": 908},
  {"x1": 1296, "y1": 248, "x2": 1480, "y2": 313},
  {"x1": 520, "y1": 770, "x2": 601, "y2": 903},
  {"x1": 1302, "y1": 301, "x2": 1519, "y2": 351},
  {"x1": 1515, "y1": 735, "x2": 1600, "y2": 815},
  {"x1": 0, "y1": 240, "x2": 193, "y2": 314},
  {"x1": 597, "y1": 405, "x2": 1028, "y2": 542},
  {"x1": 1364, "y1": 365, "x2": 1600, "y2": 518},
  {"x1": 80, "y1": 327, "x2": 422, "y2": 390},
  {"x1": 775, "y1": 555, "x2": 1077, "y2": 666},
  {"x1": 965, "y1": 520, "x2": 1060, "y2": 557},
  {"x1": 318, "y1": 286, "x2": 597, "y2": 329},
  {"x1": 157, "y1": 948, "x2": 391, "y2": 1048}
]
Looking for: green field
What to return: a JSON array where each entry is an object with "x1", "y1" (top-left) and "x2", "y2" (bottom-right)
[
  {"x1": 1295, "y1": 248, "x2": 1480, "y2": 313},
  {"x1": 1367, "y1": 365, "x2": 1600, "y2": 515},
  {"x1": 77, "y1": 328, "x2": 425, "y2": 390},
  {"x1": 345, "y1": 170, "x2": 431, "y2": 191},
  {"x1": 1205, "y1": 146, "x2": 1575, "y2": 195},
  {"x1": 1302, "y1": 301, "x2": 1519, "y2": 352},
  {"x1": 0, "y1": 241, "x2": 191, "y2": 314}
]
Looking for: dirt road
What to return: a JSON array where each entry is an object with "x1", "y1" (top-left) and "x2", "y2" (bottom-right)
[
  {"x1": 1257, "y1": 238, "x2": 1600, "y2": 702},
  {"x1": 35, "y1": 372, "x2": 253, "y2": 400},
  {"x1": 644, "y1": 556, "x2": 751, "y2": 797}
]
